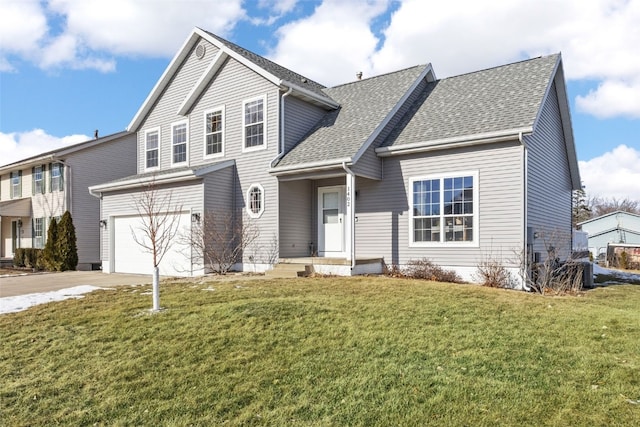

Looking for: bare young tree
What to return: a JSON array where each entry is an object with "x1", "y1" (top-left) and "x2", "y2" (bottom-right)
[
  {"x1": 180, "y1": 209, "x2": 259, "y2": 274},
  {"x1": 131, "y1": 178, "x2": 183, "y2": 311},
  {"x1": 588, "y1": 196, "x2": 640, "y2": 218}
]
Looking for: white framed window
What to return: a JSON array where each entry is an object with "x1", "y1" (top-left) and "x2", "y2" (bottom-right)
[
  {"x1": 409, "y1": 171, "x2": 479, "y2": 247},
  {"x1": 50, "y1": 163, "x2": 64, "y2": 192},
  {"x1": 171, "y1": 120, "x2": 189, "y2": 165},
  {"x1": 204, "y1": 106, "x2": 225, "y2": 158},
  {"x1": 33, "y1": 217, "x2": 44, "y2": 249},
  {"x1": 33, "y1": 165, "x2": 45, "y2": 194},
  {"x1": 145, "y1": 128, "x2": 160, "y2": 170},
  {"x1": 10, "y1": 171, "x2": 22, "y2": 198},
  {"x1": 242, "y1": 95, "x2": 266, "y2": 152},
  {"x1": 246, "y1": 183, "x2": 265, "y2": 218}
]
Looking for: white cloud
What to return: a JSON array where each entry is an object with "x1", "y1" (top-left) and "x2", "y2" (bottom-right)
[
  {"x1": 267, "y1": 0, "x2": 391, "y2": 85},
  {"x1": 579, "y1": 145, "x2": 640, "y2": 201},
  {"x1": 0, "y1": 130, "x2": 90, "y2": 167},
  {"x1": 576, "y1": 78, "x2": 640, "y2": 119},
  {"x1": 0, "y1": 0, "x2": 245, "y2": 72}
]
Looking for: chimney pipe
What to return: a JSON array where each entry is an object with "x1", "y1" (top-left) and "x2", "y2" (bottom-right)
[
  {"x1": 94, "y1": 129, "x2": 99, "y2": 139},
  {"x1": 356, "y1": 71, "x2": 363, "y2": 80}
]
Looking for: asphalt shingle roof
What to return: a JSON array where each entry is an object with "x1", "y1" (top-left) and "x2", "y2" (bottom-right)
[
  {"x1": 275, "y1": 65, "x2": 428, "y2": 168},
  {"x1": 204, "y1": 30, "x2": 329, "y2": 99},
  {"x1": 381, "y1": 54, "x2": 559, "y2": 148}
]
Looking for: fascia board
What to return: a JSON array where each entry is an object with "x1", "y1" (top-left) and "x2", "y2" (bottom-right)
[
  {"x1": 177, "y1": 50, "x2": 228, "y2": 116},
  {"x1": 270, "y1": 157, "x2": 352, "y2": 175},
  {"x1": 89, "y1": 170, "x2": 197, "y2": 194},
  {"x1": 375, "y1": 128, "x2": 532, "y2": 157},
  {"x1": 351, "y1": 64, "x2": 434, "y2": 165},
  {"x1": 127, "y1": 30, "x2": 201, "y2": 132}
]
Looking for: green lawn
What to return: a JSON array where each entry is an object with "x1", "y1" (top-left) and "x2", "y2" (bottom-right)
[{"x1": 1, "y1": 277, "x2": 639, "y2": 426}]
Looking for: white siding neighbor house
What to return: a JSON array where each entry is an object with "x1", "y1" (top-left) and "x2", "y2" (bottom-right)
[
  {"x1": 0, "y1": 132, "x2": 137, "y2": 270},
  {"x1": 89, "y1": 27, "x2": 581, "y2": 285},
  {"x1": 578, "y1": 211, "x2": 640, "y2": 258}
]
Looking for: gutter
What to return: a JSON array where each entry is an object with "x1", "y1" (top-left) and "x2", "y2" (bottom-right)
[
  {"x1": 376, "y1": 128, "x2": 533, "y2": 157},
  {"x1": 342, "y1": 162, "x2": 356, "y2": 270},
  {"x1": 270, "y1": 87, "x2": 293, "y2": 168},
  {"x1": 270, "y1": 156, "x2": 352, "y2": 175},
  {"x1": 280, "y1": 80, "x2": 340, "y2": 110}
]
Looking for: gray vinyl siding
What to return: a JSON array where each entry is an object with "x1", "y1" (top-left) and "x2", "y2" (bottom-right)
[
  {"x1": 282, "y1": 95, "x2": 326, "y2": 153},
  {"x1": 203, "y1": 166, "x2": 235, "y2": 215},
  {"x1": 354, "y1": 142, "x2": 524, "y2": 268},
  {"x1": 137, "y1": 38, "x2": 219, "y2": 172},
  {"x1": 66, "y1": 133, "x2": 137, "y2": 267},
  {"x1": 352, "y1": 78, "x2": 429, "y2": 180},
  {"x1": 526, "y1": 81, "x2": 573, "y2": 259},
  {"x1": 100, "y1": 180, "x2": 204, "y2": 262},
  {"x1": 279, "y1": 180, "x2": 313, "y2": 257}
]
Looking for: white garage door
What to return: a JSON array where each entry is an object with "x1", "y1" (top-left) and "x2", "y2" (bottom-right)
[{"x1": 113, "y1": 213, "x2": 192, "y2": 277}]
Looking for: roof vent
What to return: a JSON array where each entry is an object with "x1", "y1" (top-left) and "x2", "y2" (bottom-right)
[
  {"x1": 356, "y1": 71, "x2": 363, "y2": 80},
  {"x1": 301, "y1": 77, "x2": 308, "y2": 83},
  {"x1": 195, "y1": 44, "x2": 206, "y2": 59}
]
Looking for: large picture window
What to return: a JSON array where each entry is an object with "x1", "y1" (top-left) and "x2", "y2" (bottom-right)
[
  {"x1": 204, "y1": 107, "x2": 224, "y2": 157},
  {"x1": 145, "y1": 129, "x2": 160, "y2": 169},
  {"x1": 243, "y1": 96, "x2": 266, "y2": 151},
  {"x1": 172, "y1": 121, "x2": 188, "y2": 165},
  {"x1": 410, "y1": 172, "x2": 478, "y2": 246}
]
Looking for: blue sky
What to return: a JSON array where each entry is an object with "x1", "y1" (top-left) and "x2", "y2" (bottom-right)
[{"x1": 1, "y1": 0, "x2": 639, "y2": 200}]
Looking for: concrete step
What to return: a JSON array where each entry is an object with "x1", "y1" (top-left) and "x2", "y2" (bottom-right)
[{"x1": 265, "y1": 263, "x2": 313, "y2": 278}]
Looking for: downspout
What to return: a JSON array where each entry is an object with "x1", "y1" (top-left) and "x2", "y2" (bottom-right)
[
  {"x1": 270, "y1": 87, "x2": 293, "y2": 168},
  {"x1": 519, "y1": 132, "x2": 530, "y2": 289},
  {"x1": 342, "y1": 161, "x2": 356, "y2": 269}
]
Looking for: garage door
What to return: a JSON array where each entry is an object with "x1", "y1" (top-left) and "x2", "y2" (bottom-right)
[{"x1": 113, "y1": 213, "x2": 192, "y2": 277}]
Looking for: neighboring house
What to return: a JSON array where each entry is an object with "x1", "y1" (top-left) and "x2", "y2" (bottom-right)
[
  {"x1": 88, "y1": 27, "x2": 580, "y2": 284},
  {"x1": 0, "y1": 132, "x2": 137, "y2": 270},
  {"x1": 578, "y1": 211, "x2": 640, "y2": 258}
]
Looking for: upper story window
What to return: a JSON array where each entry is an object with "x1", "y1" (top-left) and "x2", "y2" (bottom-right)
[
  {"x1": 243, "y1": 95, "x2": 266, "y2": 152},
  {"x1": 410, "y1": 171, "x2": 478, "y2": 246},
  {"x1": 10, "y1": 171, "x2": 21, "y2": 199},
  {"x1": 246, "y1": 183, "x2": 265, "y2": 218},
  {"x1": 50, "y1": 163, "x2": 64, "y2": 192},
  {"x1": 204, "y1": 107, "x2": 224, "y2": 158},
  {"x1": 33, "y1": 165, "x2": 45, "y2": 194},
  {"x1": 145, "y1": 128, "x2": 160, "y2": 170},
  {"x1": 172, "y1": 121, "x2": 188, "y2": 165}
]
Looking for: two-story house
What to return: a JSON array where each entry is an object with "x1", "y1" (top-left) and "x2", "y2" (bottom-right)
[
  {"x1": 88, "y1": 27, "x2": 580, "y2": 285},
  {"x1": 0, "y1": 131, "x2": 136, "y2": 270}
]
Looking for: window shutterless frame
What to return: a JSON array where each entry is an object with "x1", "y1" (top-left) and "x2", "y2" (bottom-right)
[
  {"x1": 144, "y1": 128, "x2": 161, "y2": 171},
  {"x1": 242, "y1": 95, "x2": 267, "y2": 153},
  {"x1": 171, "y1": 120, "x2": 189, "y2": 166},
  {"x1": 203, "y1": 106, "x2": 225, "y2": 159},
  {"x1": 246, "y1": 183, "x2": 265, "y2": 218},
  {"x1": 409, "y1": 170, "x2": 479, "y2": 248}
]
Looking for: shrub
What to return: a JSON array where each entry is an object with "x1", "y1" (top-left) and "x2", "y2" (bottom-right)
[
  {"x1": 475, "y1": 259, "x2": 517, "y2": 288},
  {"x1": 13, "y1": 249, "x2": 25, "y2": 268},
  {"x1": 23, "y1": 248, "x2": 43, "y2": 269},
  {"x1": 404, "y1": 258, "x2": 463, "y2": 283},
  {"x1": 56, "y1": 211, "x2": 78, "y2": 271},
  {"x1": 43, "y1": 217, "x2": 60, "y2": 271}
]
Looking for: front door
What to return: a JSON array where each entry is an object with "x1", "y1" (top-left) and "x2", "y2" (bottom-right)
[{"x1": 318, "y1": 186, "x2": 345, "y2": 256}]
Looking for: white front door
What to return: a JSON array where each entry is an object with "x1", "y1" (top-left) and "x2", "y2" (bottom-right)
[{"x1": 318, "y1": 186, "x2": 345, "y2": 256}]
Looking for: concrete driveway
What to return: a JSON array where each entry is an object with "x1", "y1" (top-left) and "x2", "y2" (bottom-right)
[{"x1": 0, "y1": 271, "x2": 151, "y2": 298}]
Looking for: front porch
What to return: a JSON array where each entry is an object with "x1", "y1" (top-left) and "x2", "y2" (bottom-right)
[{"x1": 266, "y1": 257, "x2": 384, "y2": 278}]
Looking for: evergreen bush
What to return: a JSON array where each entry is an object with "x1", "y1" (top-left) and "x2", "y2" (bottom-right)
[
  {"x1": 43, "y1": 217, "x2": 60, "y2": 271},
  {"x1": 56, "y1": 211, "x2": 78, "y2": 271}
]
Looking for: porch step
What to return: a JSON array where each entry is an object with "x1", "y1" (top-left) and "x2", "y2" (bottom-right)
[{"x1": 265, "y1": 263, "x2": 313, "y2": 278}]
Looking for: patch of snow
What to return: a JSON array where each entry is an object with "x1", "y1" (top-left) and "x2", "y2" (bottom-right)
[
  {"x1": 0, "y1": 285, "x2": 104, "y2": 315},
  {"x1": 594, "y1": 264, "x2": 640, "y2": 280}
]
